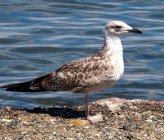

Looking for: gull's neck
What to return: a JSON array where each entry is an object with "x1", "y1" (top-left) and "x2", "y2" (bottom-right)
[{"x1": 102, "y1": 31, "x2": 123, "y2": 55}]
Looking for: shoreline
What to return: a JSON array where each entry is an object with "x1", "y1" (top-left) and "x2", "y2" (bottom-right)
[{"x1": 0, "y1": 98, "x2": 164, "y2": 140}]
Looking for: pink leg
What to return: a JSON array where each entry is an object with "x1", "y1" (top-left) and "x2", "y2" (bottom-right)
[
  {"x1": 85, "y1": 93, "x2": 90, "y2": 118},
  {"x1": 85, "y1": 94, "x2": 103, "y2": 124}
]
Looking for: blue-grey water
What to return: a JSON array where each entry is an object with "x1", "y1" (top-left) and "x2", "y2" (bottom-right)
[{"x1": 0, "y1": 0, "x2": 163, "y2": 109}]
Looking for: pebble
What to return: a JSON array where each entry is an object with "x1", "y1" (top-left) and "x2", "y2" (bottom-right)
[
  {"x1": 1, "y1": 118, "x2": 12, "y2": 123},
  {"x1": 68, "y1": 119, "x2": 90, "y2": 127},
  {"x1": 9, "y1": 120, "x2": 20, "y2": 128},
  {"x1": 122, "y1": 124, "x2": 130, "y2": 131},
  {"x1": 146, "y1": 119, "x2": 153, "y2": 123}
]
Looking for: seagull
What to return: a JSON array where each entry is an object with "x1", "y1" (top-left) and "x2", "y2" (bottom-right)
[{"x1": 1, "y1": 21, "x2": 142, "y2": 124}]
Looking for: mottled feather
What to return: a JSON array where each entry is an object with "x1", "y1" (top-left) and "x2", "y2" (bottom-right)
[{"x1": 30, "y1": 49, "x2": 118, "y2": 93}]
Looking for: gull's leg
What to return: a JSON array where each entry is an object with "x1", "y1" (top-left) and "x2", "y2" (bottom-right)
[
  {"x1": 85, "y1": 93, "x2": 90, "y2": 118},
  {"x1": 85, "y1": 93, "x2": 103, "y2": 124}
]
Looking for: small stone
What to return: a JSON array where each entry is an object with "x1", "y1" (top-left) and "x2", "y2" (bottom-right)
[
  {"x1": 84, "y1": 126, "x2": 90, "y2": 129},
  {"x1": 9, "y1": 120, "x2": 20, "y2": 128},
  {"x1": 142, "y1": 110, "x2": 152, "y2": 116},
  {"x1": 122, "y1": 124, "x2": 130, "y2": 131},
  {"x1": 48, "y1": 134, "x2": 54, "y2": 140},
  {"x1": 22, "y1": 121, "x2": 29, "y2": 125},
  {"x1": 94, "y1": 133, "x2": 100, "y2": 137},
  {"x1": 99, "y1": 101, "x2": 121, "y2": 112},
  {"x1": 119, "y1": 115, "x2": 125, "y2": 119},
  {"x1": 1, "y1": 118, "x2": 12, "y2": 123},
  {"x1": 14, "y1": 136, "x2": 24, "y2": 140},
  {"x1": 68, "y1": 119, "x2": 90, "y2": 127},
  {"x1": 146, "y1": 119, "x2": 153, "y2": 123},
  {"x1": 50, "y1": 118, "x2": 56, "y2": 122}
]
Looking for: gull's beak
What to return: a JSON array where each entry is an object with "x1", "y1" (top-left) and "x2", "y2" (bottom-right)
[{"x1": 128, "y1": 28, "x2": 143, "y2": 34}]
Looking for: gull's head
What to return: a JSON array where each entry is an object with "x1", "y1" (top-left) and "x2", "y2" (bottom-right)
[{"x1": 105, "y1": 20, "x2": 142, "y2": 35}]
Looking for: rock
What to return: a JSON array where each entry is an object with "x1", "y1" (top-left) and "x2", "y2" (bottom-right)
[
  {"x1": 1, "y1": 118, "x2": 12, "y2": 123},
  {"x1": 68, "y1": 119, "x2": 90, "y2": 127}
]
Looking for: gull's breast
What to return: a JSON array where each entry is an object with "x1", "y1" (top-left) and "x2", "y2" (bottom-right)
[{"x1": 109, "y1": 55, "x2": 124, "y2": 81}]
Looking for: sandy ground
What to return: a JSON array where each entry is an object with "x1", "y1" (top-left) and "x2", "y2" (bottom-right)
[{"x1": 0, "y1": 98, "x2": 164, "y2": 140}]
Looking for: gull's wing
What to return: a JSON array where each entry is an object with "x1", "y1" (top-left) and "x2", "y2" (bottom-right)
[{"x1": 2, "y1": 53, "x2": 114, "y2": 92}]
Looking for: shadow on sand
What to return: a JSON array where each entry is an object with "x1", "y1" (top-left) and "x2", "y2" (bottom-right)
[{"x1": 18, "y1": 106, "x2": 85, "y2": 119}]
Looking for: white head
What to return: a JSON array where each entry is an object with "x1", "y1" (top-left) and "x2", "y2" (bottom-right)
[{"x1": 105, "y1": 20, "x2": 142, "y2": 36}]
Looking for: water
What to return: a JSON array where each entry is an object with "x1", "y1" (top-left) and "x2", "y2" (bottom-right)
[{"x1": 0, "y1": 0, "x2": 163, "y2": 108}]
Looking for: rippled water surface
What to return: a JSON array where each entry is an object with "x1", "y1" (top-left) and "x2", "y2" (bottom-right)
[{"x1": 0, "y1": 0, "x2": 163, "y2": 108}]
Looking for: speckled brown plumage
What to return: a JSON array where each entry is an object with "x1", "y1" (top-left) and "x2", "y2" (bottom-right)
[{"x1": 30, "y1": 50, "x2": 117, "y2": 93}]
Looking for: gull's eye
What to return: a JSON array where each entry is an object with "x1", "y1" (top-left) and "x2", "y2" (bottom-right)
[
  {"x1": 115, "y1": 26, "x2": 121, "y2": 29},
  {"x1": 112, "y1": 25, "x2": 122, "y2": 32},
  {"x1": 110, "y1": 25, "x2": 122, "y2": 31}
]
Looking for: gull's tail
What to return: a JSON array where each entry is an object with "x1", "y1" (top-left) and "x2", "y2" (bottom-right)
[
  {"x1": 1, "y1": 74, "x2": 51, "y2": 92},
  {"x1": 1, "y1": 81, "x2": 34, "y2": 92}
]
